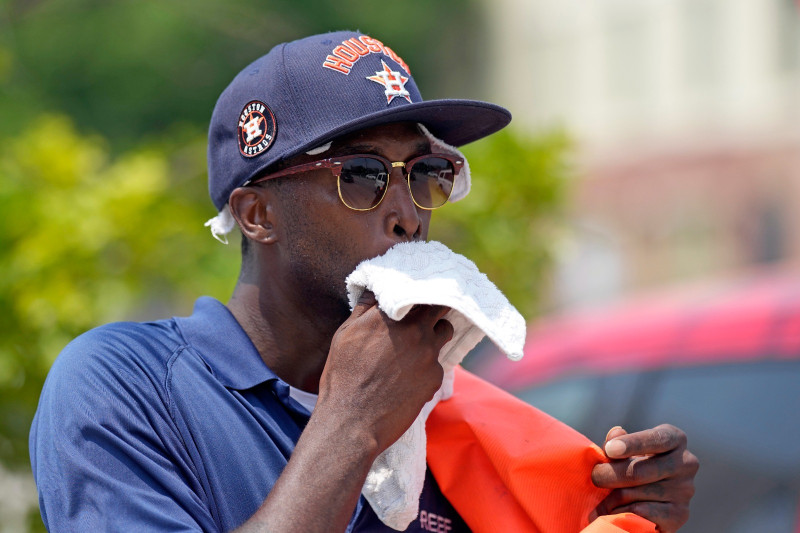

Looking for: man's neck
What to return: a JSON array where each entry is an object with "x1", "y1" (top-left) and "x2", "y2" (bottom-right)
[{"x1": 226, "y1": 280, "x2": 345, "y2": 393}]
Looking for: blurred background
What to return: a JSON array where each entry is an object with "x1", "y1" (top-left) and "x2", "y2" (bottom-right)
[{"x1": 1, "y1": 0, "x2": 798, "y2": 531}]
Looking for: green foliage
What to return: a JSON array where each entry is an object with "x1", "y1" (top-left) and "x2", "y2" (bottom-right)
[
  {"x1": 0, "y1": 116, "x2": 239, "y2": 466},
  {"x1": 1, "y1": 0, "x2": 483, "y2": 150},
  {"x1": 430, "y1": 128, "x2": 571, "y2": 319}
]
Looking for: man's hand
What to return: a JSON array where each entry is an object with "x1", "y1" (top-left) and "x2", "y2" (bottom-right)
[
  {"x1": 591, "y1": 425, "x2": 699, "y2": 532},
  {"x1": 319, "y1": 290, "x2": 453, "y2": 452},
  {"x1": 240, "y1": 291, "x2": 453, "y2": 533}
]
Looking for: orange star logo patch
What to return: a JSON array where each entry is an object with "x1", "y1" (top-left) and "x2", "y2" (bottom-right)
[{"x1": 366, "y1": 60, "x2": 412, "y2": 104}]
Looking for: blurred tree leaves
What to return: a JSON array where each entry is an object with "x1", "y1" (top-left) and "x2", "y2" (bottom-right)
[
  {"x1": 1, "y1": 0, "x2": 485, "y2": 149},
  {"x1": 432, "y1": 128, "x2": 570, "y2": 319},
  {"x1": 0, "y1": 116, "x2": 239, "y2": 465}
]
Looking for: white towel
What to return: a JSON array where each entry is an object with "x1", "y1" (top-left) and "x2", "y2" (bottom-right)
[{"x1": 345, "y1": 240, "x2": 526, "y2": 530}]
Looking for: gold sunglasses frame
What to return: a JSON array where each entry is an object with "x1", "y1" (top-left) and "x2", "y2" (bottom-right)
[{"x1": 248, "y1": 153, "x2": 464, "y2": 211}]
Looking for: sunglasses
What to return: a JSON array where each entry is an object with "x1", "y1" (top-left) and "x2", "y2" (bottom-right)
[{"x1": 249, "y1": 153, "x2": 464, "y2": 211}]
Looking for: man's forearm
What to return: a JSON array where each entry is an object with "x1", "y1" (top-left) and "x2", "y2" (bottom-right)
[
  {"x1": 234, "y1": 406, "x2": 380, "y2": 533},
  {"x1": 236, "y1": 295, "x2": 450, "y2": 532}
]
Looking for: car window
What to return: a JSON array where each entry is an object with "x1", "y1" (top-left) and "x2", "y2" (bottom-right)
[
  {"x1": 514, "y1": 369, "x2": 648, "y2": 444},
  {"x1": 515, "y1": 375, "x2": 599, "y2": 430},
  {"x1": 646, "y1": 360, "x2": 800, "y2": 468}
]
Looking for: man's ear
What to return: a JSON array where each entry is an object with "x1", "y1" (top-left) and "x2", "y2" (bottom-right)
[{"x1": 228, "y1": 186, "x2": 279, "y2": 245}]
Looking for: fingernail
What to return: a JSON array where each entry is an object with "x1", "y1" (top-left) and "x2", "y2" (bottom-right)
[{"x1": 605, "y1": 439, "x2": 626, "y2": 457}]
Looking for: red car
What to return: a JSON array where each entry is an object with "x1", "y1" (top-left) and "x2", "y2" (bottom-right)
[{"x1": 475, "y1": 271, "x2": 800, "y2": 533}]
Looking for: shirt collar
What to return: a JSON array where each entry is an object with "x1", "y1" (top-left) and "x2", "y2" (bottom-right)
[{"x1": 174, "y1": 296, "x2": 278, "y2": 390}]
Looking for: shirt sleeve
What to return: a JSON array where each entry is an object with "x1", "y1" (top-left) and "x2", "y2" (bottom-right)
[{"x1": 29, "y1": 329, "x2": 218, "y2": 532}]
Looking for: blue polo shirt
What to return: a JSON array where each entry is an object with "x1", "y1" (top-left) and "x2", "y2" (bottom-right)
[{"x1": 30, "y1": 297, "x2": 468, "y2": 532}]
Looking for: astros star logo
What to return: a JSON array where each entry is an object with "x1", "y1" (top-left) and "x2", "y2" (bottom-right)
[
  {"x1": 237, "y1": 100, "x2": 277, "y2": 157},
  {"x1": 242, "y1": 115, "x2": 263, "y2": 143},
  {"x1": 366, "y1": 60, "x2": 412, "y2": 104}
]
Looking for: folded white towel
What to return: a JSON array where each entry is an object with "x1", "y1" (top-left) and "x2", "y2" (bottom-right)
[{"x1": 345, "y1": 240, "x2": 526, "y2": 530}]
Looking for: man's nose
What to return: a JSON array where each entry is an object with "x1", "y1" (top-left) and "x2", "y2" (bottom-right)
[{"x1": 381, "y1": 168, "x2": 422, "y2": 241}]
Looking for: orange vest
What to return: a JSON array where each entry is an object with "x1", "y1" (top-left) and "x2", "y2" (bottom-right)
[{"x1": 426, "y1": 367, "x2": 656, "y2": 533}]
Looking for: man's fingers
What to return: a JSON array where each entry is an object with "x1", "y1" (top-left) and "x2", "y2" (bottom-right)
[
  {"x1": 352, "y1": 290, "x2": 378, "y2": 317},
  {"x1": 408, "y1": 303, "x2": 451, "y2": 323},
  {"x1": 593, "y1": 424, "x2": 698, "y2": 532},
  {"x1": 605, "y1": 501, "x2": 690, "y2": 533},
  {"x1": 604, "y1": 426, "x2": 627, "y2": 456},
  {"x1": 604, "y1": 423, "x2": 686, "y2": 459},
  {"x1": 433, "y1": 318, "x2": 454, "y2": 344},
  {"x1": 605, "y1": 426, "x2": 627, "y2": 444},
  {"x1": 593, "y1": 455, "x2": 663, "y2": 488},
  {"x1": 599, "y1": 478, "x2": 695, "y2": 510},
  {"x1": 592, "y1": 447, "x2": 697, "y2": 488}
]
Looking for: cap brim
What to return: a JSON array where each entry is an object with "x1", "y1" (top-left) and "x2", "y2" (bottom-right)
[{"x1": 285, "y1": 99, "x2": 511, "y2": 163}]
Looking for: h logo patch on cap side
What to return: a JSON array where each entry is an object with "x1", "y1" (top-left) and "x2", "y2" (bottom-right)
[
  {"x1": 238, "y1": 100, "x2": 277, "y2": 158},
  {"x1": 367, "y1": 60, "x2": 412, "y2": 104}
]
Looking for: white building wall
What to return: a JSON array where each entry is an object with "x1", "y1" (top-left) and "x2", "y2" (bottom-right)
[
  {"x1": 486, "y1": 0, "x2": 800, "y2": 308},
  {"x1": 487, "y1": 0, "x2": 800, "y2": 147}
]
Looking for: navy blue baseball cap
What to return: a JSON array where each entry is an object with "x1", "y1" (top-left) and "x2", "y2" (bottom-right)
[{"x1": 207, "y1": 30, "x2": 512, "y2": 212}]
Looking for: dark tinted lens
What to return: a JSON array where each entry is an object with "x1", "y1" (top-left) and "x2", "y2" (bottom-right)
[
  {"x1": 408, "y1": 157, "x2": 455, "y2": 208},
  {"x1": 339, "y1": 157, "x2": 389, "y2": 210}
]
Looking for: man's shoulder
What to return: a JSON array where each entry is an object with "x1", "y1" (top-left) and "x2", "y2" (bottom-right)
[
  {"x1": 45, "y1": 317, "x2": 187, "y2": 397},
  {"x1": 29, "y1": 316, "x2": 220, "y2": 531},
  {"x1": 32, "y1": 316, "x2": 195, "y2": 454},
  {"x1": 64, "y1": 317, "x2": 182, "y2": 363}
]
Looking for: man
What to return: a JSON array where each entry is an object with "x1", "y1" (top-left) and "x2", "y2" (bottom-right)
[{"x1": 30, "y1": 31, "x2": 698, "y2": 532}]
